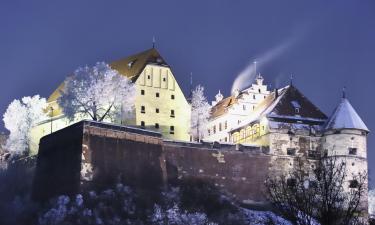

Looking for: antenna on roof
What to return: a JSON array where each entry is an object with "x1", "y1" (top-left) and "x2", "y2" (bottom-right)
[
  {"x1": 152, "y1": 36, "x2": 156, "y2": 48},
  {"x1": 342, "y1": 86, "x2": 346, "y2": 99}
]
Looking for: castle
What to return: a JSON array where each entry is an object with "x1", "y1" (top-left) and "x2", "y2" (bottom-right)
[{"x1": 30, "y1": 47, "x2": 369, "y2": 212}]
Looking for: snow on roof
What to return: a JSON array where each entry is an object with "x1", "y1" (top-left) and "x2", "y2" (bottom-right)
[{"x1": 325, "y1": 98, "x2": 369, "y2": 132}]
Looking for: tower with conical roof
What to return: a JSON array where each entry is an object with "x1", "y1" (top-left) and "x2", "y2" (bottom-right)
[{"x1": 322, "y1": 91, "x2": 369, "y2": 211}]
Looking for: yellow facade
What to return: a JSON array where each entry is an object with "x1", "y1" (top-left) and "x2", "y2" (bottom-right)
[{"x1": 30, "y1": 48, "x2": 191, "y2": 154}]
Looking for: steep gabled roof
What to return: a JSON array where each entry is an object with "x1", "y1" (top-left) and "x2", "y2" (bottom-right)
[
  {"x1": 325, "y1": 98, "x2": 369, "y2": 132},
  {"x1": 231, "y1": 85, "x2": 327, "y2": 132},
  {"x1": 47, "y1": 48, "x2": 168, "y2": 102},
  {"x1": 210, "y1": 96, "x2": 238, "y2": 118},
  {"x1": 266, "y1": 85, "x2": 327, "y2": 122}
]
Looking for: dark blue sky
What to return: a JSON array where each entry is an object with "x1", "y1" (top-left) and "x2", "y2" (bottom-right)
[{"x1": 1, "y1": 0, "x2": 374, "y2": 184}]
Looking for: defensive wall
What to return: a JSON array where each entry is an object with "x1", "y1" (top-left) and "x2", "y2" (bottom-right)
[{"x1": 32, "y1": 120, "x2": 275, "y2": 206}]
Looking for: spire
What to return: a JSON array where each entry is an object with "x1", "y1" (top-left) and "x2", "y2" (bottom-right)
[
  {"x1": 152, "y1": 36, "x2": 156, "y2": 48},
  {"x1": 342, "y1": 86, "x2": 346, "y2": 99},
  {"x1": 290, "y1": 74, "x2": 294, "y2": 86}
]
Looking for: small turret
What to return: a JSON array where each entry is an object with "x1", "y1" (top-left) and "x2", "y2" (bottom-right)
[
  {"x1": 256, "y1": 74, "x2": 264, "y2": 85},
  {"x1": 211, "y1": 90, "x2": 224, "y2": 106}
]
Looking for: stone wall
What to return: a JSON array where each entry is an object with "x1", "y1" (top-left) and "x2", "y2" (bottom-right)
[{"x1": 32, "y1": 121, "x2": 273, "y2": 205}]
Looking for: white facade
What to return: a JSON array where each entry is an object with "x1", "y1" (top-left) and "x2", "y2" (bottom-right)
[{"x1": 204, "y1": 75, "x2": 270, "y2": 142}]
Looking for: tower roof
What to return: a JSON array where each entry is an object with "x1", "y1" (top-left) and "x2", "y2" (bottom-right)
[{"x1": 325, "y1": 97, "x2": 369, "y2": 132}]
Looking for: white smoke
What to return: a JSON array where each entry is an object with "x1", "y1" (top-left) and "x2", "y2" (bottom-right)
[{"x1": 231, "y1": 33, "x2": 303, "y2": 93}]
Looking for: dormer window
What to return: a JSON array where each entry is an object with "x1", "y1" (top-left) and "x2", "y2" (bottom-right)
[
  {"x1": 128, "y1": 60, "x2": 135, "y2": 68},
  {"x1": 291, "y1": 101, "x2": 301, "y2": 114}
]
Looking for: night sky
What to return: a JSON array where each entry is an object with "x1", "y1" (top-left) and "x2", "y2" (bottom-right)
[{"x1": 1, "y1": 1, "x2": 374, "y2": 185}]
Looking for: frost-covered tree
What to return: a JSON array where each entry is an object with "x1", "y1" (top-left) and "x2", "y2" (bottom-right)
[
  {"x1": 58, "y1": 62, "x2": 136, "y2": 122},
  {"x1": 190, "y1": 85, "x2": 211, "y2": 142},
  {"x1": 3, "y1": 95, "x2": 47, "y2": 154}
]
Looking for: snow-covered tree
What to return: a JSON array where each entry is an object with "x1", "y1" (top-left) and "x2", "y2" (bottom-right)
[
  {"x1": 190, "y1": 85, "x2": 211, "y2": 142},
  {"x1": 57, "y1": 62, "x2": 136, "y2": 122},
  {"x1": 2, "y1": 95, "x2": 47, "y2": 154}
]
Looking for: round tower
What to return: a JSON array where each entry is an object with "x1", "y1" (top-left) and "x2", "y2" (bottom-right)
[{"x1": 322, "y1": 93, "x2": 369, "y2": 211}]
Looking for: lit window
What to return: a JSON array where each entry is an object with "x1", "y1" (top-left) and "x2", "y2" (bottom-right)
[
  {"x1": 156, "y1": 108, "x2": 159, "y2": 113},
  {"x1": 141, "y1": 90, "x2": 145, "y2": 95},
  {"x1": 170, "y1": 110, "x2": 175, "y2": 118},
  {"x1": 171, "y1": 95, "x2": 175, "y2": 100},
  {"x1": 156, "y1": 93, "x2": 160, "y2": 97},
  {"x1": 141, "y1": 121, "x2": 145, "y2": 128},
  {"x1": 141, "y1": 106, "x2": 145, "y2": 113},
  {"x1": 155, "y1": 123, "x2": 159, "y2": 129},
  {"x1": 170, "y1": 126, "x2": 175, "y2": 134}
]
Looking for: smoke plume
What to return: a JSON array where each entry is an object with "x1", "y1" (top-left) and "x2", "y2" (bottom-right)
[{"x1": 231, "y1": 32, "x2": 304, "y2": 93}]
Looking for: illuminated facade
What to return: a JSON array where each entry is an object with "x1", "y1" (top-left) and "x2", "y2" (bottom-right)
[
  {"x1": 204, "y1": 75, "x2": 270, "y2": 143},
  {"x1": 30, "y1": 48, "x2": 191, "y2": 154}
]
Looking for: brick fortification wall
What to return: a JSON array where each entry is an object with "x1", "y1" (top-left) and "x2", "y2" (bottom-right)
[{"x1": 32, "y1": 121, "x2": 272, "y2": 205}]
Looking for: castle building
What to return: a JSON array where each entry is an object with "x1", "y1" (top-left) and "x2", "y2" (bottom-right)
[
  {"x1": 30, "y1": 48, "x2": 191, "y2": 154},
  {"x1": 205, "y1": 75, "x2": 270, "y2": 143}
]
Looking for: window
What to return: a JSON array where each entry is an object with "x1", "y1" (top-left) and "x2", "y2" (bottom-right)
[
  {"x1": 163, "y1": 77, "x2": 166, "y2": 82},
  {"x1": 156, "y1": 92, "x2": 160, "y2": 97},
  {"x1": 170, "y1": 110, "x2": 175, "y2": 118},
  {"x1": 348, "y1": 147, "x2": 357, "y2": 155},
  {"x1": 258, "y1": 89, "x2": 261, "y2": 93},
  {"x1": 141, "y1": 106, "x2": 145, "y2": 113},
  {"x1": 224, "y1": 137, "x2": 228, "y2": 142},
  {"x1": 140, "y1": 121, "x2": 145, "y2": 128},
  {"x1": 171, "y1": 95, "x2": 175, "y2": 100},
  {"x1": 253, "y1": 105, "x2": 255, "y2": 110},
  {"x1": 349, "y1": 180, "x2": 359, "y2": 188},
  {"x1": 253, "y1": 95, "x2": 255, "y2": 100},
  {"x1": 170, "y1": 126, "x2": 175, "y2": 134},
  {"x1": 156, "y1": 108, "x2": 159, "y2": 113},
  {"x1": 287, "y1": 178, "x2": 296, "y2": 187},
  {"x1": 147, "y1": 75, "x2": 151, "y2": 79},
  {"x1": 141, "y1": 90, "x2": 145, "y2": 95},
  {"x1": 208, "y1": 129, "x2": 211, "y2": 136},
  {"x1": 287, "y1": 148, "x2": 296, "y2": 156},
  {"x1": 219, "y1": 123, "x2": 222, "y2": 131},
  {"x1": 155, "y1": 123, "x2": 159, "y2": 129},
  {"x1": 224, "y1": 121, "x2": 227, "y2": 129},
  {"x1": 243, "y1": 105, "x2": 246, "y2": 110},
  {"x1": 213, "y1": 125, "x2": 216, "y2": 134},
  {"x1": 291, "y1": 101, "x2": 301, "y2": 114},
  {"x1": 264, "y1": 96, "x2": 266, "y2": 99}
]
